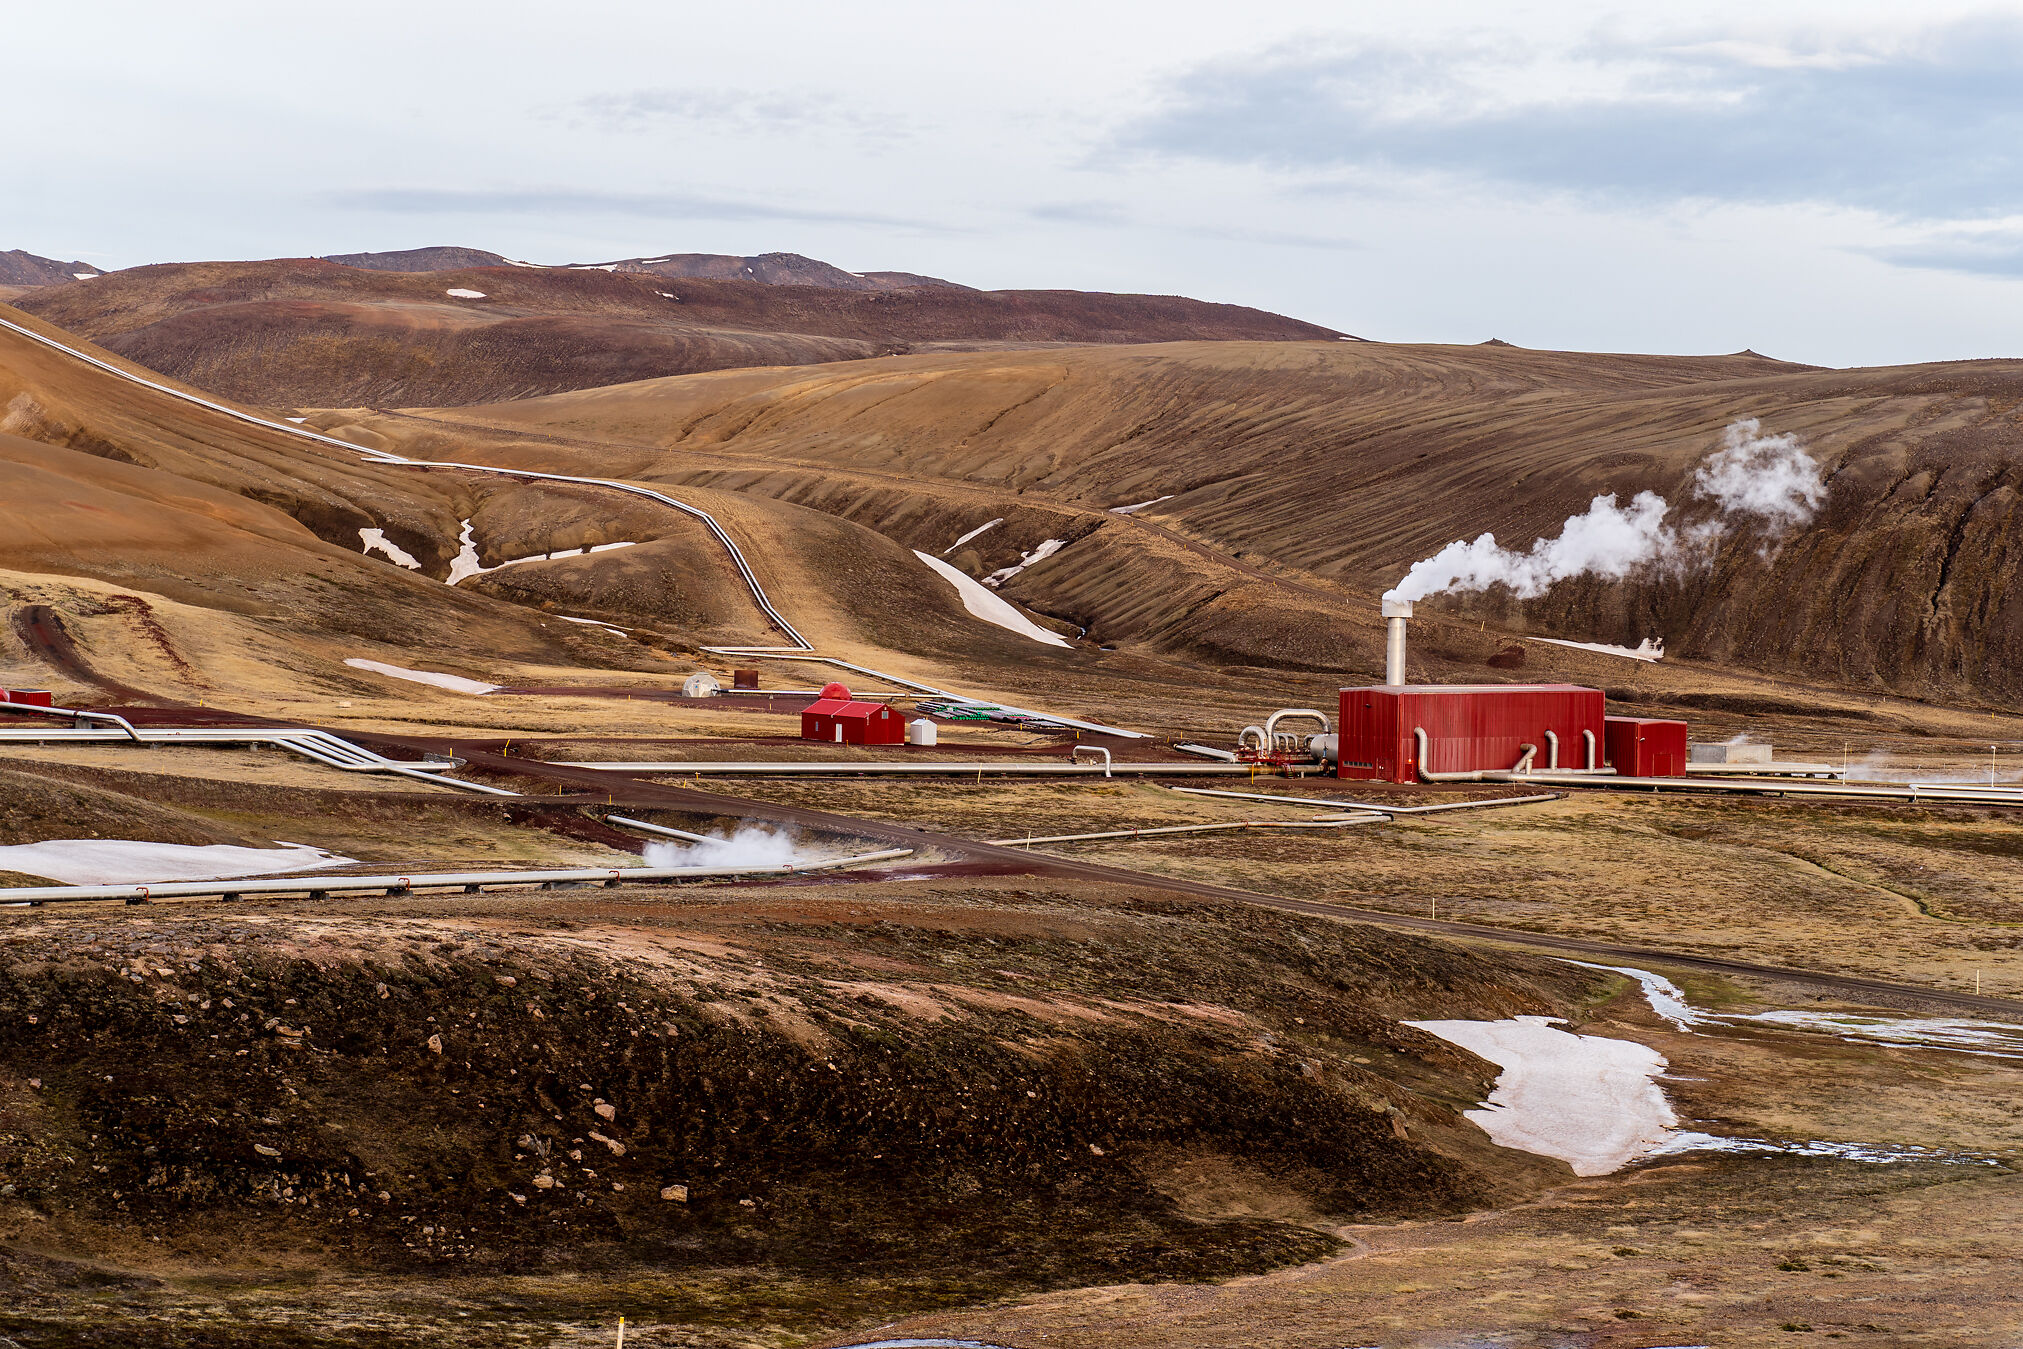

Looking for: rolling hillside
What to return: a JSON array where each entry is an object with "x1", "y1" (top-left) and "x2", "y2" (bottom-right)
[
  {"x1": 379, "y1": 340, "x2": 2023, "y2": 705},
  {"x1": 13, "y1": 258, "x2": 1343, "y2": 408}
]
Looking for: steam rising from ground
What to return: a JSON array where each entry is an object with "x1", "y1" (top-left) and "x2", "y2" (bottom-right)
[
  {"x1": 644, "y1": 825, "x2": 809, "y2": 869},
  {"x1": 1385, "y1": 419, "x2": 1826, "y2": 604},
  {"x1": 1692, "y1": 418, "x2": 1827, "y2": 530}
]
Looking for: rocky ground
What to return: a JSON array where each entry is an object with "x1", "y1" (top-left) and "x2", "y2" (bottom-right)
[{"x1": 0, "y1": 879, "x2": 1589, "y2": 1346}]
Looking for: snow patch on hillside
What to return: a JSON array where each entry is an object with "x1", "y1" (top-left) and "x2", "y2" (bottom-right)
[
  {"x1": 0, "y1": 839, "x2": 353, "y2": 886},
  {"x1": 1405, "y1": 1016, "x2": 1675, "y2": 1175},
  {"x1": 943, "y1": 518, "x2": 1002, "y2": 554},
  {"x1": 358, "y1": 528, "x2": 421, "y2": 570},
  {"x1": 1530, "y1": 635, "x2": 1664, "y2": 662},
  {"x1": 446, "y1": 519, "x2": 638, "y2": 586},
  {"x1": 343, "y1": 658, "x2": 498, "y2": 695},
  {"x1": 913, "y1": 551, "x2": 1071, "y2": 648},
  {"x1": 446, "y1": 288, "x2": 487, "y2": 299},
  {"x1": 982, "y1": 538, "x2": 1066, "y2": 588}
]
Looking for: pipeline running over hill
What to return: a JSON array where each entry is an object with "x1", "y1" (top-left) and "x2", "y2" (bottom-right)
[{"x1": 0, "y1": 312, "x2": 1146, "y2": 738}]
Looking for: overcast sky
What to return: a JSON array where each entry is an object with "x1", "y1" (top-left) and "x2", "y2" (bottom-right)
[{"x1": 11, "y1": 0, "x2": 2023, "y2": 367}]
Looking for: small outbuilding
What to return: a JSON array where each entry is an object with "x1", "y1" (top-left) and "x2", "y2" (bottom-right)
[
  {"x1": 801, "y1": 684, "x2": 905, "y2": 745},
  {"x1": 1604, "y1": 716, "x2": 1689, "y2": 778}
]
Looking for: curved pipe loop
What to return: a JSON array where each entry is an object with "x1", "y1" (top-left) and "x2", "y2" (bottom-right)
[
  {"x1": 1413, "y1": 726, "x2": 1538, "y2": 782},
  {"x1": 1071, "y1": 745, "x2": 1113, "y2": 777}
]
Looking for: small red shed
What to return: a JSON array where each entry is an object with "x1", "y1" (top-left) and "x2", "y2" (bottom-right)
[
  {"x1": 801, "y1": 687, "x2": 905, "y2": 745},
  {"x1": 1, "y1": 689, "x2": 54, "y2": 707},
  {"x1": 1604, "y1": 716, "x2": 1688, "y2": 778},
  {"x1": 1337, "y1": 683, "x2": 1607, "y2": 783}
]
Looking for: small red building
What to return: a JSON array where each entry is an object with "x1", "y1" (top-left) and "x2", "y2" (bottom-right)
[
  {"x1": 801, "y1": 686, "x2": 905, "y2": 745},
  {"x1": 1337, "y1": 683, "x2": 1607, "y2": 783},
  {"x1": 1604, "y1": 716, "x2": 1689, "y2": 778},
  {"x1": 1, "y1": 689, "x2": 53, "y2": 707}
]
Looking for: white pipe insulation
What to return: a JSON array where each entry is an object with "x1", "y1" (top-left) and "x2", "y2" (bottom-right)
[
  {"x1": 1383, "y1": 596, "x2": 1412, "y2": 685},
  {"x1": 1414, "y1": 726, "x2": 1537, "y2": 782}
]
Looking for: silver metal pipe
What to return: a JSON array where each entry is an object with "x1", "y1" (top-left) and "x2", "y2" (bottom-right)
[
  {"x1": 1414, "y1": 727, "x2": 1537, "y2": 782},
  {"x1": 1478, "y1": 769, "x2": 2023, "y2": 807},
  {"x1": 1382, "y1": 597, "x2": 1412, "y2": 685},
  {"x1": 1169, "y1": 786, "x2": 1561, "y2": 816},
  {"x1": 1582, "y1": 728, "x2": 1598, "y2": 770},
  {"x1": 0, "y1": 849, "x2": 916, "y2": 906},
  {"x1": 1544, "y1": 729, "x2": 1559, "y2": 769},
  {"x1": 556, "y1": 760, "x2": 1314, "y2": 778},
  {"x1": 988, "y1": 815, "x2": 1385, "y2": 846},
  {"x1": 603, "y1": 814, "x2": 718, "y2": 844}
]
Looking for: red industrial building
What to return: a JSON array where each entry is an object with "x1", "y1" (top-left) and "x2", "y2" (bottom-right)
[
  {"x1": 801, "y1": 684, "x2": 905, "y2": 746},
  {"x1": 1333, "y1": 598, "x2": 1689, "y2": 784},
  {"x1": 0, "y1": 689, "x2": 53, "y2": 707},
  {"x1": 1336, "y1": 683, "x2": 1608, "y2": 783},
  {"x1": 1604, "y1": 716, "x2": 1689, "y2": 777}
]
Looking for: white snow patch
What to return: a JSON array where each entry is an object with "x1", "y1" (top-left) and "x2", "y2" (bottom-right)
[
  {"x1": 0, "y1": 839, "x2": 353, "y2": 886},
  {"x1": 1529, "y1": 635, "x2": 1664, "y2": 662},
  {"x1": 1110, "y1": 495, "x2": 1173, "y2": 514},
  {"x1": 343, "y1": 658, "x2": 498, "y2": 695},
  {"x1": 1582, "y1": 958, "x2": 2023, "y2": 1059},
  {"x1": 1731, "y1": 1010, "x2": 2023, "y2": 1059},
  {"x1": 445, "y1": 519, "x2": 485, "y2": 586},
  {"x1": 358, "y1": 528, "x2": 421, "y2": 570},
  {"x1": 557, "y1": 615, "x2": 628, "y2": 638},
  {"x1": 982, "y1": 538, "x2": 1066, "y2": 588},
  {"x1": 505, "y1": 258, "x2": 538, "y2": 268},
  {"x1": 73, "y1": 272, "x2": 98, "y2": 281},
  {"x1": 285, "y1": 416, "x2": 308, "y2": 424},
  {"x1": 446, "y1": 520, "x2": 637, "y2": 586},
  {"x1": 445, "y1": 287, "x2": 487, "y2": 299},
  {"x1": 942, "y1": 518, "x2": 1002, "y2": 555},
  {"x1": 1654, "y1": 1132, "x2": 2001, "y2": 1165},
  {"x1": 1563, "y1": 961, "x2": 1710, "y2": 1031},
  {"x1": 1405, "y1": 1016, "x2": 1675, "y2": 1175},
  {"x1": 914, "y1": 551, "x2": 1071, "y2": 648}
]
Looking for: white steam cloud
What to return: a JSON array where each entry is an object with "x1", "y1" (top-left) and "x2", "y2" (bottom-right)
[
  {"x1": 1692, "y1": 418, "x2": 1827, "y2": 530},
  {"x1": 1384, "y1": 419, "x2": 1826, "y2": 605},
  {"x1": 643, "y1": 825, "x2": 810, "y2": 869}
]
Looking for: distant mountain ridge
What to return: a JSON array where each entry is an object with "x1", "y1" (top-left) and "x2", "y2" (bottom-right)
[
  {"x1": 323, "y1": 245, "x2": 964, "y2": 291},
  {"x1": 566, "y1": 251, "x2": 967, "y2": 291},
  {"x1": 0, "y1": 250, "x2": 104, "y2": 286},
  {"x1": 322, "y1": 246, "x2": 523, "y2": 272},
  {"x1": 13, "y1": 258, "x2": 1345, "y2": 407}
]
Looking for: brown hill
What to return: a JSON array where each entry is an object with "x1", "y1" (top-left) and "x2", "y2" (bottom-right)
[
  {"x1": 572, "y1": 249, "x2": 965, "y2": 290},
  {"x1": 0, "y1": 302, "x2": 1087, "y2": 705},
  {"x1": 377, "y1": 339, "x2": 2023, "y2": 706},
  {"x1": 321, "y1": 245, "x2": 518, "y2": 271},
  {"x1": 0, "y1": 249, "x2": 103, "y2": 287},
  {"x1": 13, "y1": 258, "x2": 1344, "y2": 407}
]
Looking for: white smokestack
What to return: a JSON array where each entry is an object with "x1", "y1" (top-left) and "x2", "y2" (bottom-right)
[
  {"x1": 1382, "y1": 419, "x2": 1826, "y2": 607},
  {"x1": 1383, "y1": 595, "x2": 1411, "y2": 684}
]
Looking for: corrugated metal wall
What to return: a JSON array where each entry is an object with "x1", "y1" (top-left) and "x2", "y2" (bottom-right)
[{"x1": 1337, "y1": 684, "x2": 1607, "y2": 782}]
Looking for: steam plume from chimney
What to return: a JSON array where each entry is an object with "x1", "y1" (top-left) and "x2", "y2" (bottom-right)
[{"x1": 1383, "y1": 419, "x2": 1825, "y2": 606}]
